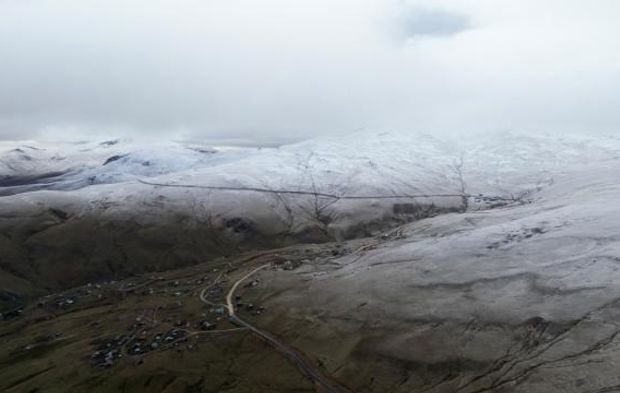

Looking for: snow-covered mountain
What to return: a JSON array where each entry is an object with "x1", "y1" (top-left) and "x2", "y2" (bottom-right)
[
  {"x1": 1, "y1": 131, "x2": 620, "y2": 297},
  {"x1": 3, "y1": 131, "x2": 619, "y2": 197},
  {"x1": 0, "y1": 139, "x2": 257, "y2": 194},
  {"x1": 3, "y1": 130, "x2": 620, "y2": 392},
  {"x1": 255, "y1": 154, "x2": 620, "y2": 393}
]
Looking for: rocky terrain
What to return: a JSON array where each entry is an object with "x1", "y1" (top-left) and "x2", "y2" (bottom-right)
[{"x1": 2, "y1": 131, "x2": 620, "y2": 392}]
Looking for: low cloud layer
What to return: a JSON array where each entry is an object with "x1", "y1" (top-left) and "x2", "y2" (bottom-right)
[{"x1": 1, "y1": 0, "x2": 619, "y2": 143}]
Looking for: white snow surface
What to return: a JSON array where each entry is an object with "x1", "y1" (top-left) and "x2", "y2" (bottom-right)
[
  {"x1": 3, "y1": 131, "x2": 619, "y2": 196},
  {"x1": 2, "y1": 130, "x2": 620, "y2": 239}
]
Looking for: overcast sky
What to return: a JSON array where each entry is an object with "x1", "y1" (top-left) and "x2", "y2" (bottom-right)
[{"x1": 1, "y1": 0, "x2": 619, "y2": 144}]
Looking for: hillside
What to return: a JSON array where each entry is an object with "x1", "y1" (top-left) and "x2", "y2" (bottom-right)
[
  {"x1": 2, "y1": 134, "x2": 620, "y2": 392},
  {"x1": 1, "y1": 131, "x2": 619, "y2": 299}
]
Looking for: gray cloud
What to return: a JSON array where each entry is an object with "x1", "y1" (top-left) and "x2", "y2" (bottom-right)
[
  {"x1": 398, "y1": 8, "x2": 470, "y2": 39},
  {"x1": 0, "y1": 0, "x2": 619, "y2": 144}
]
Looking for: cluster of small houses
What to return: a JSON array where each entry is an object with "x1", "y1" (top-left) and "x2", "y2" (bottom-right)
[
  {"x1": 90, "y1": 324, "x2": 200, "y2": 368},
  {"x1": 89, "y1": 302, "x2": 266, "y2": 368},
  {"x1": 275, "y1": 260, "x2": 301, "y2": 271},
  {"x1": 2, "y1": 281, "x2": 128, "y2": 322},
  {"x1": 36, "y1": 281, "x2": 117, "y2": 313},
  {"x1": 122, "y1": 277, "x2": 215, "y2": 298},
  {"x1": 233, "y1": 294, "x2": 265, "y2": 316},
  {"x1": 89, "y1": 311, "x2": 230, "y2": 368},
  {"x1": 1, "y1": 287, "x2": 97, "y2": 320},
  {"x1": 3, "y1": 268, "x2": 270, "y2": 369}
]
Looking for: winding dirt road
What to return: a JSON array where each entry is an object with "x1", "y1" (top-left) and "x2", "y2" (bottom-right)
[{"x1": 201, "y1": 262, "x2": 352, "y2": 393}]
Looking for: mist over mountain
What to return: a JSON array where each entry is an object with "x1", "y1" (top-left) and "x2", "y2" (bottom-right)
[
  {"x1": 2, "y1": 1, "x2": 620, "y2": 143},
  {"x1": 2, "y1": 1, "x2": 620, "y2": 393}
]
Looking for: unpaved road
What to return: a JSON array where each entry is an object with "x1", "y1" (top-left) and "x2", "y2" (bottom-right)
[{"x1": 205, "y1": 262, "x2": 352, "y2": 393}]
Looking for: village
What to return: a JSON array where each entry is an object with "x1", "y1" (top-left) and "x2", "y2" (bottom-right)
[
  {"x1": 0, "y1": 257, "x2": 274, "y2": 371},
  {"x1": 0, "y1": 245, "x2": 336, "y2": 374},
  {"x1": 0, "y1": 240, "x2": 361, "y2": 392}
]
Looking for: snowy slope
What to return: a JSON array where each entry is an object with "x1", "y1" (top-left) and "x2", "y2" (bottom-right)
[
  {"x1": 3, "y1": 131, "x2": 620, "y2": 198},
  {"x1": 256, "y1": 153, "x2": 620, "y2": 393},
  {"x1": 0, "y1": 139, "x2": 259, "y2": 194},
  {"x1": 1, "y1": 130, "x2": 620, "y2": 295},
  {"x1": 2, "y1": 131, "x2": 620, "y2": 391}
]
